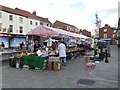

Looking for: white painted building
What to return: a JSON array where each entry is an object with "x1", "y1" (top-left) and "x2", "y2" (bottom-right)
[
  {"x1": 0, "y1": 5, "x2": 52, "y2": 48},
  {"x1": 0, "y1": 10, "x2": 28, "y2": 35}
]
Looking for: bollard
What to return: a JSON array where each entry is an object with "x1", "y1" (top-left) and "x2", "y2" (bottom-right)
[{"x1": 105, "y1": 49, "x2": 109, "y2": 63}]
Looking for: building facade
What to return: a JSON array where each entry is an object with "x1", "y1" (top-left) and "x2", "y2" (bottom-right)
[
  {"x1": 99, "y1": 24, "x2": 117, "y2": 45},
  {"x1": 0, "y1": 5, "x2": 52, "y2": 48},
  {"x1": 52, "y1": 20, "x2": 80, "y2": 34},
  {"x1": 53, "y1": 20, "x2": 91, "y2": 37}
]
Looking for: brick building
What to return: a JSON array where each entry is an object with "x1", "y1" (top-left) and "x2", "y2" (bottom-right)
[
  {"x1": 99, "y1": 24, "x2": 117, "y2": 45},
  {"x1": 52, "y1": 20, "x2": 80, "y2": 34},
  {"x1": 81, "y1": 29, "x2": 91, "y2": 37},
  {"x1": 52, "y1": 20, "x2": 91, "y2": 37}
]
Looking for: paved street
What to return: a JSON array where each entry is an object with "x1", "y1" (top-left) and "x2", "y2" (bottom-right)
[{"x1": 1, "y1": 45, "x2": 118, "y2": 88}]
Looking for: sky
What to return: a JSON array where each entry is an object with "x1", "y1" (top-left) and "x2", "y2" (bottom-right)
[{"x1": 0, "y1": 0, "x2": 119, "y2": 34}]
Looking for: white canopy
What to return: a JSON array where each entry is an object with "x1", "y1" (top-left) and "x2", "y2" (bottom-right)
[{"x1": 45, "y1": 26, "x2": 89, "y2": 39}]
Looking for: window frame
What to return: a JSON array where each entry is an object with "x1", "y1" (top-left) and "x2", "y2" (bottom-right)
[
  {"x1": 47, "y1": 24, "x2": 49, "y2": 26},
  {"x1": 104, "y1": 33, "x2": 107, "y2": 38},
  {"x1": 35, "y1": 22, "x2": 38, "y2": 26},
  {"x1": 19, "y1": 26, "x2": 23, "y2": 33},
  {"x1": 19, "y1": 17, "x2": 23, "y2": 23},
  {"x1": 9, "y1": 15, "x2": 13, "y2": 21},
  {"x1": 30, "y1": 21, "x2": 32, "y2": 25},
  {"x1": 104, "y1": 29, "x2": 107, "y2": 32},
  {"x1": 9, "y1": 25, "x2": 13, "y2": 32}
]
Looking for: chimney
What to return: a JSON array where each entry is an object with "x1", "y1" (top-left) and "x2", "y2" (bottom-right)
[
  {"x1": 105, "y1": 24, "x2": 108, "y2": 26},
  {"x1": 33, "y1": 10, "x2": 36, "y2": 15}
]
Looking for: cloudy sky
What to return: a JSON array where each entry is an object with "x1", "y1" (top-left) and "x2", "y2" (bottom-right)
[{"x1": 0, "y1": 0, "x2": 119, "y2": 34}]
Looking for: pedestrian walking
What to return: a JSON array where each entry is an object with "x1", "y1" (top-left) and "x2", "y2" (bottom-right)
[{"x1": 58, "y1": 40, "x2": 67, "y2": 66}]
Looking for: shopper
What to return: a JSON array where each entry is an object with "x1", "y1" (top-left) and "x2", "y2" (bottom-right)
[
  {"x1": 19, "y1": 42, "x2": 25, "y2": 50},
  {"x1": 84, "y1": 43, "x2": 89, "y2": 55},
  {"x1": 52, "y1": 41, "x2": 57, "y2": 54},
  {"x1": 1, "y1": 42, "x2": 5, "y2": 51},
  {"x1": 34, "y1": 41, "x2": 40, "y2": 52},
  {"x1": 58, "y1": 40, "x2": 67, "y2": 66},
  {"x1": 29, "y1": 41, "x2": 34, "y2": 53},
  {"x1": 21, "y1": 42, "x2": 25, "y2": 50},
  {"x1": 94, "y1": 42, "x2": 99, "y2": 56}
]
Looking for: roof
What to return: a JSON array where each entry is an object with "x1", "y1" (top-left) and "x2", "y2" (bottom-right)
[
  {"x1": 54, "y1": 20, "x2": 78, "y2": 28},
  {"x1": 0, "y1": 5, "x2": 39, "y2": 19},
  {"x1": 0, "y1": 5, "x2": 51, "y2": 23},
  {"x1": 37, "y1": 16, "x2": 52, "y2": 24},
  {"x1": 81, "y1": 29, "x2": 91, "y2": 37},
  {"x1": 15, "y1": 8, "x2": 39, "y2": 20}
]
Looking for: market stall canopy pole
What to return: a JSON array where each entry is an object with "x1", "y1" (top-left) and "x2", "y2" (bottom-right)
[{"x1": 26, "y1": 25, "x2": 59, "y2": 37}]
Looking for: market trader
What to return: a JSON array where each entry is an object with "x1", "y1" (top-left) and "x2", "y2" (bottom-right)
[
  {"x1": 94, "y1": 42, "x2": 99, "y2": 56},
  {"x1": 58, "y1": 40, "x2": 67, "y2": 66}
]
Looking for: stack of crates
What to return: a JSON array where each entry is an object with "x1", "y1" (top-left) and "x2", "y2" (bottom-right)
[{"x1": 47, "y1": 57, "x2": 61, "y2": 71}]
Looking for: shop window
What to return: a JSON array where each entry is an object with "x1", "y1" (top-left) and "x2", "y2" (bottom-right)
[
  {"x1": 19, "y1": 17, "x2": 23, "y2": 23},
  {"x1": 9, "y1": 25, "x2": 13, "y2": 32},
  {"x1": 9, "y1": 15, "x2": 13, "y2": 21},
  {"x1": 19, "y1": 26, "x2": 23, "y2": 33}
]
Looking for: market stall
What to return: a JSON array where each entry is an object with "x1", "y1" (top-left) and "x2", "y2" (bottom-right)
[{"x1": 9, "y1": 25, "x2": 88, "y2": 71}]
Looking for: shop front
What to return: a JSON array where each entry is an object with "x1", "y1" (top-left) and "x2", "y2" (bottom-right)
[
  {"x1": 10, "y1": 37, "x2": 26, "y2": 48},
  {"x1": 0, "y1": 34, "x2": 12, "y2": 48},
  {"x1": 0, "y1": 34, "x2": 26, "y2": 49}
]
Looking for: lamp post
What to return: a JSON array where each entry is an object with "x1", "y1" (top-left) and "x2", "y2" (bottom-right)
[{"x1": 105, "y1": 49, "x2": 109, "y2": 63}]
